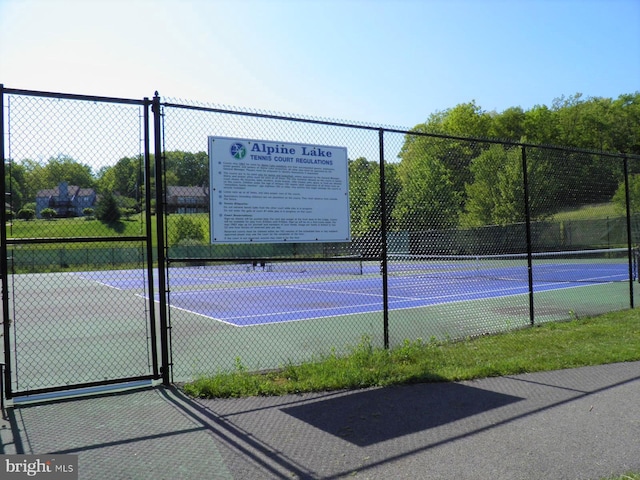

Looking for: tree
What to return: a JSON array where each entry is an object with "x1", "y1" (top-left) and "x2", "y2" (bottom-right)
[
  {"x1": 5, "y1": 161, "x2": 27, "y2": 211},
  {"x1": 359, "y1": 162, "x2": 400, "y2": 233},
  {"x1": 522, "y1": 104, "x2": 559, "y2": 145},
  {"x1": 489, "y1": 106, "x2": 526, "y2": 141},
  {"x1": 95, "y1": 191, "x2": 121, "y2": 224},
  {"x1": 394, "y1": 153, "x2": 462, "y2": 231},
  {"x1": 462, "y1": 145, "x2": 559, "y2": 227},
  {"x1": 43, "y1": 156, "x2": 94, "y2": 187},
  {"x1": 170, "y1": 215, "x2": 205, "y2": 245},
  {"x1": 19, "y1": 156, "x2": 95, "y2": 204},
  {"x1": 97, "y1": 156, "x2": 142, "y2": 200},
  {"x1": 164, "y1": 151, "x2": 208, "y2": 186},
  {"x1": 612, "y1": 175, "x2": 640, "y2": 215},
  {"x1": 348, "y1": 157, "x2": 376, "y2": 236}
]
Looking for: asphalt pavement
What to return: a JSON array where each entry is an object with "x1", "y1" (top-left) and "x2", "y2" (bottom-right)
[{"x1": 1, "y1": 361, "x2": 639, "y2": 479}]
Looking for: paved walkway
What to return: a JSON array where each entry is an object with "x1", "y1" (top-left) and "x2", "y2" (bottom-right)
[{"x1": 1, "y1": 361, "x2": 639, "y2": 479}]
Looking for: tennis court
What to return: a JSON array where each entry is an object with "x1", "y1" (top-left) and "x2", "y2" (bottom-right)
[{"x1": 75, "y1": 248, "x2": 636, "y2": 327}]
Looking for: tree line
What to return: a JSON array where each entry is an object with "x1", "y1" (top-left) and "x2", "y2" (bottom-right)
[
  {"x1": 350, "y1": 92, "x2": 640, "y2": 235},
  {"x1": 5, "y1": 92, "x2": 639, "y2": 234}
]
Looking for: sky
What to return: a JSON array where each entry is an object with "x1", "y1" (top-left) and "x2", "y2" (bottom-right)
[{"x1": 0, "y1": 0, "x2": 639, "y2": 129}]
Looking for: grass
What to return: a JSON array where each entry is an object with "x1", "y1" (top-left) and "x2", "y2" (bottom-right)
[
  {"x1": 7, "y1": 214, "x2": 147, "y2": 239},
  {"x1": 551, "y1": 202, "x2": 620, "y2": 221},
  {"x1": 182, "y1": 307, "x2": 640, "y2": 399}
]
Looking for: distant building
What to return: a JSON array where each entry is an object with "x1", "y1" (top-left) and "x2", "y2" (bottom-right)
[
  {"x1": 35, "y1": 182, "x2": 97, "y2": 218},
  {"x1": 166, "y1": 186, "x2": 209, "y2": 214}
]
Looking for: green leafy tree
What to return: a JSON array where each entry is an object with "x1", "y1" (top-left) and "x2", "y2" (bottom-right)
[
  {"x1": 522, "y1": 104, "x2": 559, "y2": 145},
  {"x1": 462, "y1": 145, "x2": 556, "y2": 227},
  {"x1": 610, "y1": 93, "x2": 640, "y2": 155},
  {"x1": 612, "y1": 175, "x2": 640, "y2": 215},
  {"x1": 95, "y1": 191, "x2": 121, "y2": 224},
  {"x1": 359, "y1": 162, "x2": 400, "y2": 232},
  {"x1": 400, "y1": 121, "x2": 488, "y2": 209},
  {"x1": 43, "y1": 156, "x2": 94, "y2": 187},
  {"x1": 489, "y1": 106, "x2": 526, "y2": 141},
  {"x1": 164, "y1": 151, "x2": 208, "y2": 186},
  {"x1": 348, "y1": 157, "x2": 376, "y2": 236},
  {"x1": 97, "y1": 156, "x2": 142, "y2": 201},
  {"x1": 170, "y1": 215, "x2": 205, "y2": 245},
  {"x1": 394, "y1": 153, "x2": 462, "y2": 230},
  {"x1": 5, "y1": 161, "x2": 27, "y2": 211}
]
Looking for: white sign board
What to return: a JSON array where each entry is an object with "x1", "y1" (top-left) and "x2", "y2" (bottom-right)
[{"x1": 209, "y1": 137, "x2": 350, "y2": 244}]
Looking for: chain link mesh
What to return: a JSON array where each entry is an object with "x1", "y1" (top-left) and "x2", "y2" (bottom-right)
[
  {"x1": 2, "y1": 89, "x2": 638, "y2": 393},
  {"x1": 3, "y1": 91, "x2": 157, "y2": 395},
  {"x1": 160, "y1": 102, "x2": 639, "y2": 382}
]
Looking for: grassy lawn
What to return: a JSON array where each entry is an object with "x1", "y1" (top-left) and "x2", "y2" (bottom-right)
[
  {"x1": 7, "y1": 213, "x2": 210, "y2": 245},
  {"x1": 551, "y1": 202, "x2": 620, "y2": 221},
  {"x1": 6, "y1": 214, "x2": 148, "y2": 239},
  {"x1": 183, "y1": 307, "x2": 640, "y2": 399}
]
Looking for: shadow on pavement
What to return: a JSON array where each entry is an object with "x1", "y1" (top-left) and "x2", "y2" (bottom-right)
[{"x1": 280, "y1": 382, "x2": 524, "y2": 446}]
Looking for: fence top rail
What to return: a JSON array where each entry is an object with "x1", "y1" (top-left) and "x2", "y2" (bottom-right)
[
  {"x1": 1, "y1": 85, "x2": 149, "y2": 107},
  {"x1": 160, "y1": 98, "x2": 399, "y2": 133}
]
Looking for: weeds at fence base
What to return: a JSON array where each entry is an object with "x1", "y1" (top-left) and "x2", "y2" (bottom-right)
[{"x1": 182, "y1": 309, "x2": 640, "y2": 399}]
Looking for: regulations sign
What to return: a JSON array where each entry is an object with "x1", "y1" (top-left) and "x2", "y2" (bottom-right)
[{"x1": 209, "y1": 136, "x2": 350, "y2": 244}]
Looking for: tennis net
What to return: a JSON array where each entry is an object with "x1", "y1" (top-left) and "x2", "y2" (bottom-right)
[
  {"x1": 385, "y1": 248, "x2": 637, "y2": 284},
  {"x1": 177, "y1": 256, "x2": 365, "y2": 276}
]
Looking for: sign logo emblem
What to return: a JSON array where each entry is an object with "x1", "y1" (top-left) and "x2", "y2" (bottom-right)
[{"x1": 230, "y1": 143, "x2": 246, "y2": 159}]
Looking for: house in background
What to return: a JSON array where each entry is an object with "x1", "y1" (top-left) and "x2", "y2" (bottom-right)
[
  {"x1": 166, "y1": 186, "x2": 209, "y2": 214},
  {"x1": 36, "y1": 181, "x2": 97, "y2": 218}
]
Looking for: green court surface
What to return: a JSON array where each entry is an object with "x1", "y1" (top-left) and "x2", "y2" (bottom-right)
[{"x1": 4, "y1": 270, "x2": 637, "y2": 391}]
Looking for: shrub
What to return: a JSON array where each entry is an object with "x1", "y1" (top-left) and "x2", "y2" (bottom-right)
[
  {"x1": 171, "y1": 215, "x2": 205, "y2": 245},
  {"x1": 40, "y1": 208, "x2": 57, "y2": 219},
  {"x1": 17, "y1": 208, "x2": 35, "y2": 221}
]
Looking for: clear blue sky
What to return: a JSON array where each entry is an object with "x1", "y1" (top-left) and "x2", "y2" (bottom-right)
[{"x1": 1, "y1": 0, "x2": 639, "y2": 128}]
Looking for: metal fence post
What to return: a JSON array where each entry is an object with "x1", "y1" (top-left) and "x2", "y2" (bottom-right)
[
  {"x1": 152, "y1": 92, "x2": 171, "y2": 385},
  {"x1": 379, "y1": 129, "x2": 389, "y2": 349},
  {"x1": 623, "y1": 155, "x2": 635, "y2": 308},
  {"x1": 522, "y1": 145, "x2": 535, "y2": 326},
  {"x1": 143, "y1": 97, "x2": 160, "y2": 379},
  {"x1": 0, "y1": 85, "x2": 12, "y2": 400}
]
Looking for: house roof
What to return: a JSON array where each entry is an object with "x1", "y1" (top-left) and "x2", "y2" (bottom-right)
[
  {"x1": 36, "y1": 185, "x2": 95, "y2": 198},
  {"x1": 166, "y1": 186, "x2": 209, "y2": 197}
]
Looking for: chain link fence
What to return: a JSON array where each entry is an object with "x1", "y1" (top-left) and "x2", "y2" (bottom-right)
[
  {"x1": 2, "y1": 87, "x2": 639, "y2": 396},
  {"x1": 159, "y1": 99, "x2": 640, "y2": 382},
  {"x1": 1, "y1": 88, "x2": 160, "y2": 397}
]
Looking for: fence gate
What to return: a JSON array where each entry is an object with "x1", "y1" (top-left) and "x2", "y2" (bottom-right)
[{"x1": 1, "y1": 87, "x2": 163, "y2": 399}]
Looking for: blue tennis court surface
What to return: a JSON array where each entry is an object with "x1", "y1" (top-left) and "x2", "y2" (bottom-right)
[{"x1": 75, "y1": 253, "x2": 633, "y2": 327}]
